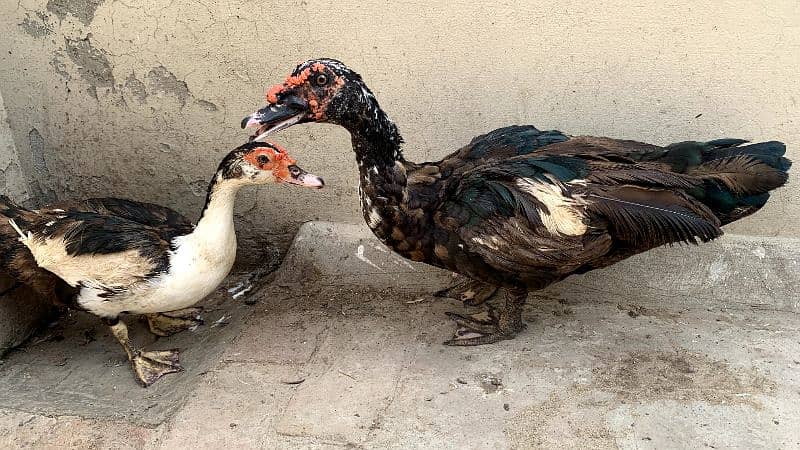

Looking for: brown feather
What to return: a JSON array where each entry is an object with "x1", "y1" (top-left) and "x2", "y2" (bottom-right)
[{"x1": 690, "y1": 155, "x2": 789, "y2": 195}]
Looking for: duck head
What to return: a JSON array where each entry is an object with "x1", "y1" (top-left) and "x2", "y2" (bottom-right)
[
  {"x1": 219, "y1": 141, "x2": 324, "y2": 189},
  {"x1": 242, "y1": 58, "x2": 399, "y2": 145}
]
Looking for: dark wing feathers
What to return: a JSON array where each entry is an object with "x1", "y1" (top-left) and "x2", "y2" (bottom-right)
[
  {"x1": 586, "y1": 187, "x2": 722, "y2": 247},
  {"x1": 584, "y1": 162, "x2": 701, "y2": 190},
  {"x1": 452, "y1": 155, "x2": 586, "y2": 224},
  {"x1": 35, "y1": 211, "x2": 173, "y2": 275},
  {"x1": 690, "y1": 155, "x2": 789, "y2": 196},
  {"x1": 1, "y1": 196, "x2": 188, "y2": 294},
  {"x1": 0, "y1": 196, "x2": 77, "y2": 305},
  {"x1": 465, "y1": 125, "x2": 570, "y2": 160},
  {"x1": 48, "y1": 197, "x2": 194, "y2": 239},
  {"x1": 433, "y1": 131, "x2": 791, "y2": 286},
  {"x1": 48, "y1": 212, "x2": 165, "y2": 255}
]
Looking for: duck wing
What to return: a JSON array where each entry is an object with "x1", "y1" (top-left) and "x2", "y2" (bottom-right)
[
  {"x1": 435, "y1": 151, "x2": 729, "y2": 287},
  {"x1": 12, "y1": 210, "x2": 174, "y2": 289},
  {"x1": 437, "y1": 125, "x2": 570, "y2": 174},
  {"x1": 48, "y1": 198, "x2": 194, "y2": 239}
]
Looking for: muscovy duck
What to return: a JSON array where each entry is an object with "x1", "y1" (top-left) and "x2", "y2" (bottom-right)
[
  {"x1": 1, "y1": 197, "x2": 207, "y2": 336},
  {"x1": 242, "y1": 58, "x2": 791, "y2": 346},
  {"x1": 1, "y1": 141, "x2": 324, "y2": 386}
]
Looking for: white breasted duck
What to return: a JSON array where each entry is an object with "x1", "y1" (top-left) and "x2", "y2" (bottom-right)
[{"x1": 1, "y1": 141, "x2": 323, "y2": 386}]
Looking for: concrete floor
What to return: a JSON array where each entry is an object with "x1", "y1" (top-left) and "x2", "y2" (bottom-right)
[{"x1": 0, "y1": 222, "x2": 798, "y2": 449}]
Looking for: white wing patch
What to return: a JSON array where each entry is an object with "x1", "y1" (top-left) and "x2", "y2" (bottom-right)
[
  {"x1": 515, "y1": 177, "x2": 588, "y2": 236},
  {"x1": 470, "y1": 236, "x2": 501, "y2": 251},
  {"x1": 367, "y1": 207, "x2": 382, "y2": 228},
  {"x1": 20, "y1": 235, "x2": 155, "y2": 288}
]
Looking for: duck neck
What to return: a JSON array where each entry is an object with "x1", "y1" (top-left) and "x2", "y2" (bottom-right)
[
  {"x1": 193, "y1": 174, "x2": 242, "y2": 244},
  {"x1": 347, "y1": 104, "x2": 407, "y2": 199},
  {"x1": 345, "y1": 104, "x2": 411, "y2": 233}
]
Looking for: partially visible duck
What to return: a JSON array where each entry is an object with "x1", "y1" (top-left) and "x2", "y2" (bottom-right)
[
  {"x1": 1, "y1": 141, "x2": 324, "y2": 386},
  {"x1": 242, "y1": 58, "x2": 791, "y2": 346},
  {"x1": 0, "y1": 196, "x2": 203, "y2": 337}
]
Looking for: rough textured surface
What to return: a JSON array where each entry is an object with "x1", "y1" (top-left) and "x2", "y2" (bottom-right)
[
  {"x1": 0, "y1": 90, "x2": 57, "y2": 356},
  {"x1": 0, "y1": 0, "x2": 797, "y2": 248},
  {"x1": 0, "y1": 222, "x2": 797, "y2": 448},
  {"x1": 0, "y1": 91, "x2": 32, "y2": 208}
]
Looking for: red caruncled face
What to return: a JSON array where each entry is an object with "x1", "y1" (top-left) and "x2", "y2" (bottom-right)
[
  {"x1": 243, "y1": 143, "x2": 297, "y2": 181},
  {"x1": 264, "y1": 62, "x2": 345, "y2": 120}
]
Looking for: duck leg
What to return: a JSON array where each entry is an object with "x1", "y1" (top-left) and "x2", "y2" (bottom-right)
[
  {"x1": 145, "y1": 307, "x2": 204, "y2": 337},
  {"x1": 434, "y1": 276, "x2": 498, "y2": 306},
  {"x1": 105, "y1": 318, "x2": 183, "y2": 387},
  {"x1": 444, "y1": 287, "x2": 528, "y2": 346}
]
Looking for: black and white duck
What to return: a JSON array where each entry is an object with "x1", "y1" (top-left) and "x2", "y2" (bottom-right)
[
  {"x1": 242, "y1": 58, "x2": 791, "y2": 346},
  {"x1": 1, "y1": 141, "x2": 323, "y2": 386}
]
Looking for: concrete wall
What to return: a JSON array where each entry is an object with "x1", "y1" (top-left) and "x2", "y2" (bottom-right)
[
  {"x1": 0, "y1": 0, "x2": 797, "y2": 250},
  {"x1": 0, "y1": 89, "x2": 58, "y2": 354},
  {"x1": 0, "y1": 90, "x2": 33, "y2": 205}
]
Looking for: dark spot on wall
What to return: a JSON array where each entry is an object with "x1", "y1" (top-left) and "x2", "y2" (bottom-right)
[
  {"x1": 50, "y1": 55, "x2": 70, "y2": 80},
  {"x1": 46, "y1": 0, "x2": 105, "y2": 25},
  {"x1": 195, "y1": 99, "x2": 218, "y2": 111},
  {"x1": 124, "y1": 74, "x2": 147, "y2": 103},
  {"x1": 64, "y1": 35, "x2": 114, "y2": 89},
  {"x1": 28, "y1": 129, "x2": 48, "y2": 176},
  {"x1": 146, "y1": 66, "x2": 189, "y2": 106},
  {"x1": 26, "y1": 128, "x2": 56, "y2": 203},
  {"x1": 19, "y1": 12, "x2": 53, "y2": 37}
]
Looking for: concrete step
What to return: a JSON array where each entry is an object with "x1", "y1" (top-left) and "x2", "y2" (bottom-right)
[{"x1": 275, "y1": 221, "x2": 800, "y2": 312}]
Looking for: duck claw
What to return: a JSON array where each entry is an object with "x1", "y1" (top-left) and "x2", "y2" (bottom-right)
[
  {"x1": 443, "y1": 305, "x2": 526, "y2": 346},
  {"x1": 132, "y1": 349, "x2": 183, "y2": 387}
]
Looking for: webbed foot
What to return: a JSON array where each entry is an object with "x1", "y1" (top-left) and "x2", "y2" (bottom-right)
[
  {"x1": 434, "y1": 277, "x2": 498, "y2": 306},
  {"x1": 145, "y1": 307, "x2": 204, "y2": 337},
  {"x1": 443, "y1": 288, "x2": 528, "y2": 346},
  {"x1": 132, "y1": 349, "x2": 183, "y2": 387}
]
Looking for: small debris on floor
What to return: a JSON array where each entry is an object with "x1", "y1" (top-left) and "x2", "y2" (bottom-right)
[
  {"x1": 81, "y1": 329, "x2": 96, "y2": 345},
  {"x1": 281, "y1": 378, "x2": 306, "y2": 385},
  {"x1": 478, "y1": 373, "x2": 503, "y2": 394},
  {"x1": 338, "y1": 369, "x2": 357, "y2": 380},
  {"x1": 503, "y1": 403, "x2": 510, "y2": 411},
  {"x1": 228, "y1": 280, "x2": 253, "y2": 300},
  {"x1": 456, "y1": 377, "x2": 467, "y2": 385},
  {"x1": 211, "y1": 315, "x2": 230, "y2": 328}
]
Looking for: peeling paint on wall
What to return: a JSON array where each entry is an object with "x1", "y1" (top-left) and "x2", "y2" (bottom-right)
[
  {"x1": 124, "y1": 74, "x2": 147, "y2": 103},
  {"x1": 50, "y1": 54, "x2": 70, "y2": 81},
  {"x1": 64, "y1": 35, "x2": 114, "y2": 97},
  {"x1": 146, "y1": 66, "x2": 189, "y2": 106},
  {"x1": 19, "y1": 12, "x2": 53, "y2": 38},
  {"x1": 46, "y1": 0, "x2": 105, "y2": 25},
  {"x1": 26, "y1": 128, "x2": 55, "y2": 203},
  {"x1": 0, "y1": 91, "x2": 33, "y2": 205},
  {"x1": 195, "y1": 99, "x2": 218, "y2": 112}
]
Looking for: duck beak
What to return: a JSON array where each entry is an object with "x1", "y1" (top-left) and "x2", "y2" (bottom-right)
[
  {"x1": 242, "y1": 94, "x2": 309, "y2": 142},
  {"x1": 281, "y1": 165, "x2": 324, "y2": 189}
]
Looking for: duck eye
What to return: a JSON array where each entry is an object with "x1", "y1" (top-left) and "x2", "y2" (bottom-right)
[
  {"x1": 315, "y1": 74, "x2": 328, "y2": 86},
  {"x1": 256, "y1": 154, "x2": 269, "y2": 165}
]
